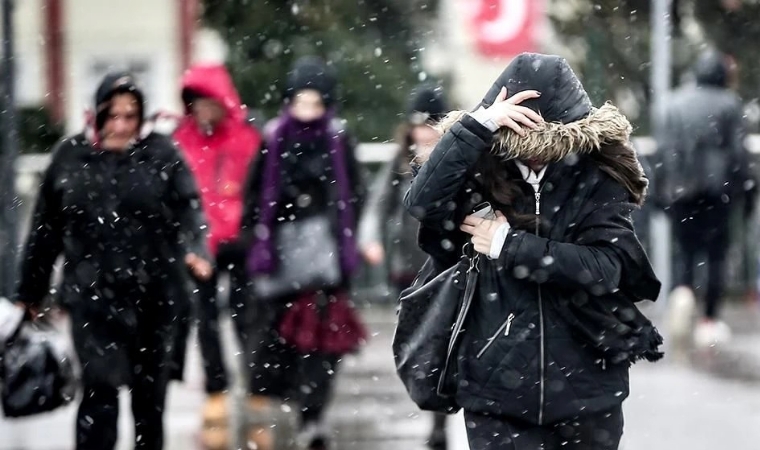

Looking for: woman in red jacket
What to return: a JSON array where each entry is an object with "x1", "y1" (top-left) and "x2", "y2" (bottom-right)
[{"x1": 173, "y1": 63, "x2": 261, "y2": 448}]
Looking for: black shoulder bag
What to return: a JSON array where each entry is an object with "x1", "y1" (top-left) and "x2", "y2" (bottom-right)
[{"x1": 392, "y1": 245, "x2": 479, "y2": 414}]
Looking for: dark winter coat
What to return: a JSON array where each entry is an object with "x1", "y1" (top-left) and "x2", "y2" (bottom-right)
[
  {"x1": 241, "y1": 114, "x2": 365, "y2": 288},
  {"x1": 359, "y1": 156, "x2": 427, "y2": 282},
  {"x1": 405, "y1": 53, "x2": 662, "y2": 425},
  {"x1": 15, "y1": 131, "x2": 206, "y2": 387},
  {"x1": 655, "y1": 50, "x2": 755, "y2": 207}
]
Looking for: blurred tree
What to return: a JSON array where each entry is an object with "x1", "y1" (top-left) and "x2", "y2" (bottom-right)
[
  {"x1": 201, "y1": 0, "x2": 440, "y2": 141},
  {"x1": 18, "y1": 106, "x2": 64, "y2": 154},
  {"x1": 549, "y1": 0, "x2": 760, "y2": 133}
]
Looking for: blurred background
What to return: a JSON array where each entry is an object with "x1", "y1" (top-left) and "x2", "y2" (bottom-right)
[{"x1": 2, "y1": 1, "x2": 760, "y2": 449}]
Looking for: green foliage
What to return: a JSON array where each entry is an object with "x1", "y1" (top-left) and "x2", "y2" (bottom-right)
[
  {"x1": 18, "y1": 106, "x2": 64, "y2": 154},
  {"x1": 201, "y1": 0, "x2": 440, "y2": 141},
  {"x1": 549, "y1": 0, "x2": 760, "y2": 133}
]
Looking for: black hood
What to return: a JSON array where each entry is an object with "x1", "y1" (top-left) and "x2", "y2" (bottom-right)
[
  {"x1": 694, "y1": 50, "x2": 728, "y2": 88},
  {"x1": 284, "y1": 56, "x2": 337, "y2": 107},
  {"x1": 94, "y1": 72, "x2": 145, "y2": 130},
  {"x1": 479, "y1": 53, "x2": 592, "y2": 124},
  {"x1": 407, "y1": 83, "x2": 449, "y2": 124}
]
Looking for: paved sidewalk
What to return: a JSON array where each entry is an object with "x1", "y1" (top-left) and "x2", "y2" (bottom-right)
[{"x1": 4, "y1": 299, "x2": 760, "y2": 449}]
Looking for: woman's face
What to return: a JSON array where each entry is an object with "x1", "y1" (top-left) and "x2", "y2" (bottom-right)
[
  {"x1": 191, "y1": 97, "x2": 226, "y2": 130},
  {"x1": 101, "y1": 93, "x2": 140, "y2": 150},
  {"x1": 289, "y1": 89, "x2": 326, "y2": 122},
  {"x1": 410, "y1": 124, "x2": 441, "y2": 155}
]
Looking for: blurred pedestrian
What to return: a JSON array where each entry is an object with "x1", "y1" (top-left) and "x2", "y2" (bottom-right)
[
  {"x1": 172, "y1": 63, "x2": 261, "y2": 449},
  {"x1": 405, "y1": 53, "x2": 663, "y2": 450},
  {"x1": 358, "y1": 82, "x2": 450, "y2": 449},
  {"x1": 14, "y1": 72, "x2": 211, "y2": 450},
  {"x1": 241, "y1": 56, "x2": 366, "y2": 450},
  {"x1": 657, "y1": 49, "x2": 757, "y2": 348}
]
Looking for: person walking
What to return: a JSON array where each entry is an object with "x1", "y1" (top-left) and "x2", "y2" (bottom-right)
[
  {"x1": 172, "y1": 63, "x2": 261, "y2": 449},
  {"x1": 405, "y1": 53, "x2": 663, "y2": 450},
  {"x1": 241, "y1": 56, "x2": 366, "y2": 450},
  {"x1": 657, "y1": 49, "x2": 757, "y2": 348},
  {"x1": 15, "y1": 72, "x2": 211, "y2": 450},
  {"x1": 358, "y1": 83, "x2": 450, "y2": 449}
]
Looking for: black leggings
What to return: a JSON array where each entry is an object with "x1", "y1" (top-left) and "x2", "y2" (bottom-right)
[
  {"x1": 74, "y1": 316, "x2": 171, "y2": 450},
  {"x1": 76, "y1": 378, "x2": 168, "y2": 450},
  {"x1": 247, "y1": 293, "x2": 342, "y2": 427},
  {"x1": 464, "y1": 406, "x2": 624, "y2": 450},
  {"x1": 196, "y1": 244, "x2": 251, "y2": 393},
  {"x1": 670, "y1": 197, "x2": 731, "y2": 319}
]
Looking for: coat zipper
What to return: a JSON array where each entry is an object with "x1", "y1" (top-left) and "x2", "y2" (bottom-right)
[
  {"x1": 531, "y1": 181, "x2": 546, "y2": 426},
  {"x1": 476, "y1": 313, "x2": 515, "y2": 359}
]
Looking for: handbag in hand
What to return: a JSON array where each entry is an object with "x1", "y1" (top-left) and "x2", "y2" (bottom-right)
[
  {"x1": 392, "y1": 245, "x2": 479, "y2": 414},
  {"x1": 1, "y1": 320, "x2": 77, "y2": 418},
  {"x1": 278, "y1": 291, "x2": 367, "y2": 355},
  {"x1": 252, "y1": 215, "x2": 342, "y2": 300}
]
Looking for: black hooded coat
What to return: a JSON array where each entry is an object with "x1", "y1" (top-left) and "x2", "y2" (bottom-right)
[
  {"x1": 404, "y1": 53, "x2": 662, "y2": 425},
  {"x1": 15, "y1": 73, "x2": 207, "y2": 388}
]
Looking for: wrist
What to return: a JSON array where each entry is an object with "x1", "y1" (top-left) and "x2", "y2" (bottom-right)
[
  {"x1": 469, "y1": 107, "x2": 500, "y2": 133},
  {"x1": 488, "y1": 222, "x2": 512, "y2": 259}
]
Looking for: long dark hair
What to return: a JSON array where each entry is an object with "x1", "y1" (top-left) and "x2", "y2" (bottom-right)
[
  {"x1": 393, "y1": 121, "x2": 418, "y2": 173},
  {"x1": 473, "y1": 142, "x2": 647, "y2": 231}
]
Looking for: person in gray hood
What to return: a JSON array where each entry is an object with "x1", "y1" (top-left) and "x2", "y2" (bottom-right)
[
  {"x1": 656, "y1": 49, "x2": 756, "y2": 348},
  {"x1": 405, "y1": 53, "x2": 663, "y2": 450}
]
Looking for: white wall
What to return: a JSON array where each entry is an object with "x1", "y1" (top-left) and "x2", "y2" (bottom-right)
[
  {"x1": 9, "y1": 0, "x2": 46, "y2": 107},
  {"x1": 64, "y1": 0, "x2": 182, "y2": 133}
]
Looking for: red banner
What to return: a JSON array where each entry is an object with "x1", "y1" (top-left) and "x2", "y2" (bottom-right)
[{"x1": 468, "y1": 0, "x2": 543, "y2": 58}]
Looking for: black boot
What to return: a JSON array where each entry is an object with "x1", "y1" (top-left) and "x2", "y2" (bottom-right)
[{"x1": 427, "y1": 413, "x2": 448, "y2": 450}]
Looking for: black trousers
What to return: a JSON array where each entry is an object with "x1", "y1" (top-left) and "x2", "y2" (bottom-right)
[
  {"x1": 464, "y1": 406, "x2": 624, "y2": 450},
  {"x1": 73, "y1": 293, "x2": 172, "y2": 450},
  {"x1": 247, "y1": 292, "x2": 342, "y2": 426},
  {"x1": 670, "y1": 197, "x2": 731, "y2": 319},
  {"x1": 196, "y1": 243, "x2": 251, "y2": 394}
]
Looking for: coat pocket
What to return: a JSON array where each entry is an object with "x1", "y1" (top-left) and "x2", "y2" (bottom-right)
[{"x1": 476, "y1": 313, "x2": 516, "y2": 359}]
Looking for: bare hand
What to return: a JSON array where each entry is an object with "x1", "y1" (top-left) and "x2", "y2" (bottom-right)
[
  {"x1": 15, "y1": 301, "x2": 42, "y2": 321},
  {"x1": 486, "y1": 87, "x2": 543, "y2": 136},
  {"x1": 460, "y1": 211, "x2": 509, "y2": 255},
  {"x1": 185, "y1": 253, "x2": 213, "y2": 281},
  {"x1": 361, "y1": 242, "x2": 386, "y2": 266}
]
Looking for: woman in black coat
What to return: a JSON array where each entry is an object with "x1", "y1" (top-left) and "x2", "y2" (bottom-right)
[
  {"x1": 15, "y1": 72, "x2": 210, "y2": 450},
  {"x1": 405, "y1": 53, "x2": 663, "y2": 450},
  {"x1": 241, "y1": 56, "x2": 365, "y2": 450}
]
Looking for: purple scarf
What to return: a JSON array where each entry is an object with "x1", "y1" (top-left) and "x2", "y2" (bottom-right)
[{"x1": 246, "y1": 109, "x2": 361, "y2": 277}]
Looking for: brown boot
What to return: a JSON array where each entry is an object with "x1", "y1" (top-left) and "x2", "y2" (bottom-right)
[
  {"x1": 245, "y1": 396, "x2": 275, "y2": 450},
  {"x1": 200, "y1": 393, "x2": 230, "y2": 450}
]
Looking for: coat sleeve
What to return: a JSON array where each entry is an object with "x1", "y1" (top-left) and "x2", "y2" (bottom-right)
[
  {"x1": 724, "y1": 98, "x2": 757, "y2": 215},
  {"x1": 499, "y1": 176, "x2": 660, "y2": 300},
  {"x1": 239, "y1": 144, "x2": 266, "y2": 245},
  {"x1": 14, "y1": 145, "x2": 66, "y2": 307},
  {"x1": 404, "y1": 115, "x2": 493, "y2": 229},
  {"x1": 166, "y1": 147, "x2": 209, "y2": 260},
  {"x1": 344, "y1": 132, "x2": 366, "y2": 217},
  {"x1": 357, "y1": 160, "x2": 395, "y2": 247}
]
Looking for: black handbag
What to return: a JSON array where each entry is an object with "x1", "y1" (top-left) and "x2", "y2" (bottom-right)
[
  {"x1": 1, "y1": 321, "x2": 77, "y2": 418},
  {"x1": 392, "y1": 246, "x2": 479, "y2": 414},
  {"x1": 252, "y1": 215, "x2": 343, "y2": 299}
]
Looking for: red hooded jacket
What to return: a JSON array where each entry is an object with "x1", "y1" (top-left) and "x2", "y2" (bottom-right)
[{"x1": 173, "y1": 64, "x2": 261, "y2": 256}]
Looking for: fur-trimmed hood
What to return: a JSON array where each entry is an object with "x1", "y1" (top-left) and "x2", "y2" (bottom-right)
[
  {"x1": 437, "y1": 102, "x2": 633, "y2": 163},
  {"x1": 434, "y1": 102, "x2": 648, "y2": 204},
  {"x1": 427, "y1": 53, "x2": 648, "y2": 204}
]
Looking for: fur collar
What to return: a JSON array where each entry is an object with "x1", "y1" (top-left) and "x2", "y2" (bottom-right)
[
  {"x1": 437, "y1": 102, "x2": 632, "y2": 162},
  {"x1": 433, "y1": 102, "x2": 649, "y2": 205}
]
